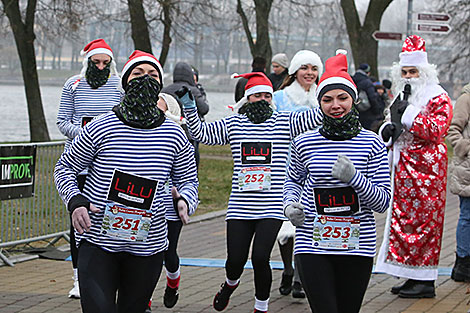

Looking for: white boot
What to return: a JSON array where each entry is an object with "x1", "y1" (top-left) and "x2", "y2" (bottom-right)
[{"x1": 68, "y1": 269, "x2": 80, "y2": 299}]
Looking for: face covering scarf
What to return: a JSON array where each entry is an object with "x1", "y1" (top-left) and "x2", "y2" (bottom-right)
[
  {"x1": 118, "y1": 74, "x2": 163, "y2": 128},
  {"x1": 85, "y1": 59, "x2": 111, "y2": 89},
  {"x1": 319, "y1": 106, "x2": 362, "y2": 140},
  {"x1": 239, "y1": 100, "x2": 273, "y2": 124}
]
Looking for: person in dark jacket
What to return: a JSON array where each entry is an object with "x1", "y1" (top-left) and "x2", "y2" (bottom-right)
[
  {"x1": 352, "y1": 63, "x2": 385, "y2": 132},
  {"x1": 192, "y1": 66, "x2": 207, "y2": 102},
  {"x1": 162, "y1": 62, "x2": 209, "y2": 168},
  {"x1": 234, "y1": 57, "x2": 266, "y2": 102},
  {"x1": 267, "y1": 53, "x2": 289, "y2": 91}
]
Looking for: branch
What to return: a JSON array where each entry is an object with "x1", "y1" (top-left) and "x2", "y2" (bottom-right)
[{"x1": 236, "y1": 0, "x2": 255, "y2": 56}]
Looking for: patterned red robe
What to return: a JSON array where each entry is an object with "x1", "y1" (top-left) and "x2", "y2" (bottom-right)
[{"x1": 377, "y1": 84, "x2": 453, "y2": 280}]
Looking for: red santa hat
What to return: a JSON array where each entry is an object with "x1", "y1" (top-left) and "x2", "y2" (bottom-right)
[
  {"x1": 399, "y1": 35, "x2": 428, "y2": 67},
  {"x1": 120, "y1": 50, "x2": 164, "y2": 91},
  {"x1": 235, "y1": 72, "x2": 273, "y2": 97},
  {"x1": 316, "y1": 50, "x2": 357, "y2": 102},
  {"x1": 80, "y1": 39, "x2": 114, "y2": 59}
]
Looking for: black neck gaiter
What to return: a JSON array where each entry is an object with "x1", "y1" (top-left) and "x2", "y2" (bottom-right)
[
  {"x1": 239, "y1": 100, "x2": 273, "y2": 124},
  {"x1": 319, "y1": 106, "x2": 362, "y2": 140},
  {"x1": 116, "y1": 75, "x2": 164, "y2": 129},
  {"x1": 85, "y1": 59, "x2": 110, "y2": 89}
]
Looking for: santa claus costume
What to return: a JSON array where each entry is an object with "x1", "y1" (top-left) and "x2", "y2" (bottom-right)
[{"x1": 376, "y1": 35, "x2": 453, "y2": 298}]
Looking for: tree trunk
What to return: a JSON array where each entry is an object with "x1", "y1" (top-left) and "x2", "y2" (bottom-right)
[
  {"x1": 236, "y1": 0, "x2": 273, "y2": 65},
  {"x1": 127, "y1": 0, "x2": 153, "y2": 53},
  {"x1": 2, "y1": 0, "x2": 50, "y2": 142},
  {"x1": 158, "y1": 0, "x2": 172, "y2": 67},
  {"x1": 340, "y1": 0, "x2": 393, "y2": 78}
]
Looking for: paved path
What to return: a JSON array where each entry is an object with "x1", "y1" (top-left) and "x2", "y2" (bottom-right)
[{"x1": 0, "y1": 191, "x2": 469, "y2": 313}]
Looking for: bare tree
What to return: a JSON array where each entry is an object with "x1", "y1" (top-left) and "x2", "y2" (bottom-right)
[
  {"x1": 1, "y1": 0, "x2": 50, "y2": 142},
  {"x1": 237, "y1": 0, "x2": 273, "y2": 64},
  {"x1": 127, "y1": 0, "x2": 152, "y2": 53},
  {"x1": 340, "y1": 0, "x2": 393, "y2": 78}
]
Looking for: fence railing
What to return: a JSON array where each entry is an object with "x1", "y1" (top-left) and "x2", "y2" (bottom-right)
[{"x1": 0, "y1": 141, "x2": 68, "y2": 266}]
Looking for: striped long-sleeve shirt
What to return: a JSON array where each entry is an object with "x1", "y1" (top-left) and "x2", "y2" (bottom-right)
[
  {"x1": 284, "y1": 129, "x2": 391, "y2": 257},
  {"x1": 57, "y1": 75, "x2": 122, "y2": 150},
  {"x1": 184, "y1": 107, "x2": 322, "y2": 220},
  {"x1": 54, "y1": 112, "x2": 199, "y2": 256}
]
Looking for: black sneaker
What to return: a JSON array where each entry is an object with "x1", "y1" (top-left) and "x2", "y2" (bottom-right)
[
  {"x1": 279, "y1": 273, "x2": 293, "y2": 295},
  {"x1": 163, "y1": 285, "x2": 179, "y2": 308},
  {"x1": 213, "y1": 282, "x2": 239, "y2": 311},
  {"x1": 292, "y1": 281, "x2": 306, "y2": 298},
  {"x1": 451, "y1": 254, "x2": 470, "y2": 282}
]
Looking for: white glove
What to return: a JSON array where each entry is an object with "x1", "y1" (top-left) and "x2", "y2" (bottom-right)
[
  {"x1": 332, "y1": 154, "x2": 356, "y2": 183},
  {"x1": 284, "y1": 202, "x2": 305, "y2": 227}
]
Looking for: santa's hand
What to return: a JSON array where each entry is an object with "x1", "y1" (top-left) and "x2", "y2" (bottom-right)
[
  {"x1": 381, "y1": 123, "x2": 396, "y2": 142},
  {"x1": 284, "y1": 203, "x2": 305, "y2": 227},
  {"x1": 71, "y1": 204, "x2": 100, "y2": 234},
  {"x1": 332, "y1": 154, "x2": 356, "y2": 183},
  {"x1": 172, "y1": 187, "x2": 190, "y2": 225}
]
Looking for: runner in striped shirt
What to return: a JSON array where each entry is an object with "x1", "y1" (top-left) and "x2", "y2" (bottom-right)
[
  {"x1": 178, "y1": 72, "x2": 322, "y2": 313},
  {"x1": 283, "y1": 51, "x2": 391, "y2": 313},
  {"x1": 54, "y1": 50, "x2": 198, "y2": 313},
  {"x1": 56, "y1": 39, "x2": 121, "y2": 299}
]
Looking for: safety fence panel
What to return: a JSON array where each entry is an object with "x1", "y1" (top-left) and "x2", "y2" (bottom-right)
[{"x1": 0, "y1": 142, "x2": 68, "y2": 254}]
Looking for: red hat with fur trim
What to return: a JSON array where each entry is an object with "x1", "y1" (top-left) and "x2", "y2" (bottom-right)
[
  {"x1": 316, "y1": 50, "x2": 357, "y2": 102},
  {"x1": 399, "y1": 35, "x2": 428, "y2": 67},
  {"x1": 121, "y1": 50, "x2": 164, "y2": 91},
  {"x1": 235, "y1": 72, "x2": 273, "y2": 97},
  {"x1": 80, "y1": 39, "x2": 114, "y2": 59}
]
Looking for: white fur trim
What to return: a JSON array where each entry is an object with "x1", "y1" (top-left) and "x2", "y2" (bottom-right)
[
  {"x1": 378, "y1": 122, "x2": 393, "y2": 147},
  {"x1": 399, "y1": 51, "x2": 428, "y2": 67},
  {"x1": 230, "y1": 73, "x2": 239, "y2": 79},
  {"x1": 122, "y1": 56, "x2": 164, "y2": 80},
  {"x1": 316, "y1": 76, "x2": 358, "y2": 99},
  {"x1": 284, "y1": 80, "x2": 319, "y2": 109},
  {"x1": 277, "y1": 221, "x2": 296, "y2": 245},
  {"x1": 336, "y1": 49, "x2": 348, "y2": 55},
  {"x1": 85, "y1": 47, "x2": 113, "y2": 59},
  {"x1": 245, "y1": 85, "x2": 273, "y2": 97},
  {"x1": 401, "y1": 104, "x2": 421, "y2": 129}
]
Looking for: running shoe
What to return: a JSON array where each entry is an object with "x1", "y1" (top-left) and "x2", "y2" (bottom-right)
[
  {"x1": 213, "y1": 282, "x2": 239, "y2": 311},
  {"x1": 68, "y1": 278, "x2": 80, "y2": 299},
  {"x1": 163, "y1": 285, "x2": 179, "y2": 308}
]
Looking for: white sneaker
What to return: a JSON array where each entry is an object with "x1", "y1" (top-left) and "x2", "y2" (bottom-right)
[{"x1": 68, "y1": 279, "x2": 80, "y2": 299}]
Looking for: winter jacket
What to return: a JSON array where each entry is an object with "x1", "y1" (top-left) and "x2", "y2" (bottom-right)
[
  {"x1": 267, "y1": 69, "x2": 288, "y2": 91},
  {"x1": 448, "y1": 84, "x2": 470, "y2": 197},
  {"x1": 352, "y1": 70, "x2": 385, "y2": 131},
  {"x1": 161, "y1": 62, "x2": 209, "y2": 120}
]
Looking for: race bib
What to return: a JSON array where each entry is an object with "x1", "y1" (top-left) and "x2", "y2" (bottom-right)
[
  {"x1": 101, "y1": 170, "x2": 158, "y2": 241},
  {"x1": 241, "y1": 142, "x2": 272, "y2": 164},
  {"x1": 312, "y1": 215, "x2": 360, "y2": 250},
  {"x1": 314, "y1": 186, "x2": 360, "y2": 216},
  {"x1": 81, "y1": 116, "x2": 93, "y2": 127},
  {"x1": 238, "y1": 166, "x2": 271, "y2": 191}
]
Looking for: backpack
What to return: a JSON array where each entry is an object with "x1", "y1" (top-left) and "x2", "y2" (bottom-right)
[{"x1": 356, "y1": 90, "x2": 371, "y2": 112}]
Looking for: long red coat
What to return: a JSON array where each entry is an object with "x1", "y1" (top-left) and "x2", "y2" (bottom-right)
[{"x1": 377, "y1": 86, "x2": 453, "y2": 280}]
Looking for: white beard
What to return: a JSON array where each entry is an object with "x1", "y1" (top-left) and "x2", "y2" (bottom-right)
[{"x1": 393, "y1": 77, "x2": 429, "y2": 111}]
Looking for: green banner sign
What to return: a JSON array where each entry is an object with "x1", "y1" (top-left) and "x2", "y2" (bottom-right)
[{"x1": 0, "y1": 145, "x2": 36, "y2": 200}]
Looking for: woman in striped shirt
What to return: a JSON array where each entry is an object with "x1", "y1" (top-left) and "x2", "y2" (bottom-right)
[
  {"x1": 54, "y1": 50, "x2": 198, "y2": 313},
  {"x1": 56, "y1": 39, "x2": 122, "y2": 299},
  {"x1": 178, "y1": 72, "x2": 322, "y2": 313},
  {"x1": 283, "y1": 52, "x2": 391, "y2": 313}
]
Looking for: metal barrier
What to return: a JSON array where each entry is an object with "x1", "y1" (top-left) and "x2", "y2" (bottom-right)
[{"x1": 0, "y1": 141, "x2": 68, "y2": 266}]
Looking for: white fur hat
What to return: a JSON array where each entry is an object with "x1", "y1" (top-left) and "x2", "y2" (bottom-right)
[
  {"x1": 159, "y1": 93, "x2": 185, "y2": 125},
  {"x1": 288, "y1": 50, "x2": 323, "y2": 76}
]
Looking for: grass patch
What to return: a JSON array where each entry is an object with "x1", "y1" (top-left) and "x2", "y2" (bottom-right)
[{"x1": 194, "y1": 144, "x2": 233, "y2": 216}]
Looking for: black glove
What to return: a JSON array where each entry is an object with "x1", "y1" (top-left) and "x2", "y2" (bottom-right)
[
  {"x1": 391, "y1": 99, "x2": 408, "y2": 124},
  {"x1": 381, "y1": 123, "x2": 396, "y2": 142},
  {"x1": 175, "y1": 86, "x2": 194, "y2": 100}
]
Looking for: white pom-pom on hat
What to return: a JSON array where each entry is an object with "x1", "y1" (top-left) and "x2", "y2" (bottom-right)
[{"x1": 335, "y1": 49, "x2": 348, "y2": 56}]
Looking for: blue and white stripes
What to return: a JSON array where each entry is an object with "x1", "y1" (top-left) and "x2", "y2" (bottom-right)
[
  {"x1": 54, "y1": 112, "x2": 199, "y2": 256},
  {"x1": 57, "y1": 74, "x2": 122, "y2": 149},
  {"x1": 284, "y1": 129, "x2": 391, "y2": 257},
  {"x1": 184, "y1": 107, "x2": 322, "y2": 220}
]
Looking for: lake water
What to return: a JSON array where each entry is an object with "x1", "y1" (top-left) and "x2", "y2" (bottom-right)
[{"x1": 0, "y1": 84, "x2": 235, "y2": 143}]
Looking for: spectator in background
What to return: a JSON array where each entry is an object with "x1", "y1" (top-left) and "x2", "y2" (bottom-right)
[
  {"x1": 447, "y1": 83, "x2": 470, "y2": 283},
  {"x1": 234, "y1": 56, "x2": 267, "y2": 102},
  {"x1": 56, "y1": 38, "x2": 122, "y2": 300},
  {"x1": 352, "y1": 63, "x2": 385, "y2": 132},
  {"x1": 162, "y1": 62, "x2": 209, "y2": 168},
  {"x1": 268, "y1": 53, "x2": 289, "y2": 91},
  {"x1": 192, "y1": 66, "x2": 207, "y2": 102}
]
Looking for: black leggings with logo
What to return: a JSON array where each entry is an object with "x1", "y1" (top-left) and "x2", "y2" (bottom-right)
[
  {"x1": 225, "y1": 219, "x2": 282, "y2": 301},
  {"x1": 78, "y1": 240, "x2": 163, "y2": 313},
  {"x1": 296, "y1": 253, "x2": 373, "y2": 313}
]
